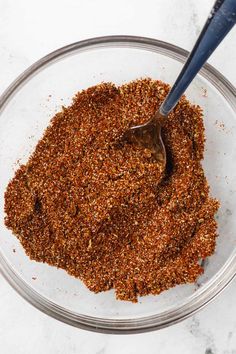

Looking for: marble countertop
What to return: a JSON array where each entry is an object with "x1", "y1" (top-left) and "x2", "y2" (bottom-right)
[{"x1": 0, "y1": 0, "x2": 236, "y2": 353}]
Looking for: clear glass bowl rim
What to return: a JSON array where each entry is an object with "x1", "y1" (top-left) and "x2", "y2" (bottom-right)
[{"x1": 0, "y1": 35, "x2": 236, "y2": 334}]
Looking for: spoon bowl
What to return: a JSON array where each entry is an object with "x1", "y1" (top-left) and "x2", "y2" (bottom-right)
[{"x1": 124, "y1": 112, "x2": 166, "y2": 168}]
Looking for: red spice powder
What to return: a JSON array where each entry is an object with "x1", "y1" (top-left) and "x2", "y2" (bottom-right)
[{"x1": 4, "y1": 79, "x2": 219, "y2": 302}]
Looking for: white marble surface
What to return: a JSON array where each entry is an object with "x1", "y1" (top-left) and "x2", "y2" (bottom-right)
[{"x1": 0, "y1": 0, "x2": 236, "y2": 353}]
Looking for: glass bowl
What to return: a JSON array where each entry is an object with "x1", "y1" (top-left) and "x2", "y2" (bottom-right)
[{"x1": 0, "y1": 36, "x2": 236, "y2": 334}]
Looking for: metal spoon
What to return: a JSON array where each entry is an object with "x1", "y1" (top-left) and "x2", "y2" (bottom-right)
[{"x1": 125, "y1": 0, "x2": 236, "y2": 170}]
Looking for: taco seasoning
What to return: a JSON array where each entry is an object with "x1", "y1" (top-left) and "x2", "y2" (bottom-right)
[{"x1": 4, "y1": 79, "x2": 219, "y2": 302}]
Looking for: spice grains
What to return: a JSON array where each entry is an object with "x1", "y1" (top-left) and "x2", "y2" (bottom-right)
[{"x1": 4, "y1": 79, "x2": 219, "y2": 302}]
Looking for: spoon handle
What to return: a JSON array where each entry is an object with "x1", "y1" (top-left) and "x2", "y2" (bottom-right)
[{"x1": 160, "y1": 0, "x2": 236, "y2": 116}]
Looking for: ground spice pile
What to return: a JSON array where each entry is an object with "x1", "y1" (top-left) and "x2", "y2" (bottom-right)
[{"x1": 4, "y1": 78, "x2": 219, "y2": 302}]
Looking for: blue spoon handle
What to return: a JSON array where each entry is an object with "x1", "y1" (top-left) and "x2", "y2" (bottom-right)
[{"x1": 160, "y1": 0, "x2": 236, "y2": 116}]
